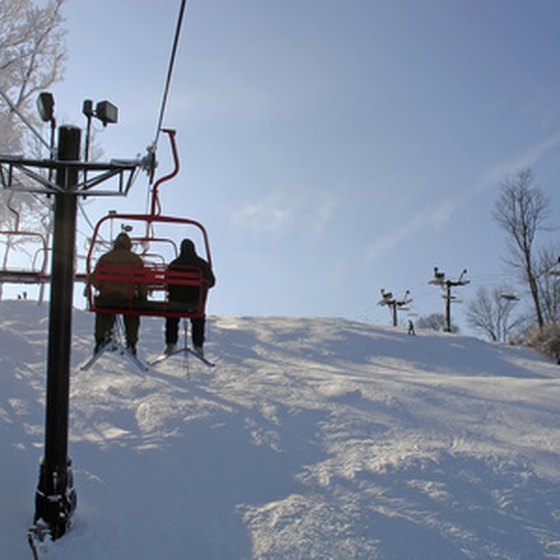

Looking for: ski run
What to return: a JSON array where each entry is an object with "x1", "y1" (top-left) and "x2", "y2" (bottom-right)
[{"x1": 1, "y1": 300, "x2": 560, "y2": 559}]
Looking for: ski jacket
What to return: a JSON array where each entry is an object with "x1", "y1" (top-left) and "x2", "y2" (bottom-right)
[
  {"x1": 167, "y1": 241, "x2": 215, "y2": 303},
  {"x1": 93, "y1": 246, "x2": 147, "y2": 301}
]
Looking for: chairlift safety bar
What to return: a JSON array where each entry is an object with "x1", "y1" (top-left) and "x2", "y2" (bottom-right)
[{"x1": 90, "y1": 263, "x2": 207, "y2": 319}]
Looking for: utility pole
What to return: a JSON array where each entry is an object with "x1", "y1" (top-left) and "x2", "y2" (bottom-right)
[
  {"x1": 429, "y1": 267, "x2": 470, "y2": 332},
  {"x1": 378, "y1": 288, "x2": 412, "y2": 327}
]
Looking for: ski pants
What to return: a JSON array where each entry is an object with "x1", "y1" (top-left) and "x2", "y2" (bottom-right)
[
  {"x1": 95, "y1": 313, "x2": 140, "y2": 346},
  {"x1": 165, "y1": 317, "x2": 205, "y2": 348}
]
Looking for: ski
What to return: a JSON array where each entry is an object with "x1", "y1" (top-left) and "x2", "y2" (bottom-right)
[
  {"x1": 28, "y1": 533, "x2": 39, "y2": 560},
  {"x1": 80, "y1": 340, "x2": 149, "y2": 372},
  {"x1": 79, "y1": 347, "x2": 106, "y2": 371},
  {"x1": 187, "y1": 347, "x2": 215, "y2": 367},
  {"x1": 27, "y1": 522, "x2": 50, "y2": 560},
  {"x1": 119, "y1": 345, "x2": 150, "y2": 372},
  {"x1": 149, "y1": 346, "x2": 215, "y2": 368}
]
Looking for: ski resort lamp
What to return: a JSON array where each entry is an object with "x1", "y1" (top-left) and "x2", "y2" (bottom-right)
[
  {"x1": 37, "y1": 92, "x2": 56, "y2": 159},
  {"x1": 37, "y1": 92, "x2": 55, "y2": 123}
]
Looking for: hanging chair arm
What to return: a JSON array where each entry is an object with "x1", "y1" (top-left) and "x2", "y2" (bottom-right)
[{"x1": 149, "y1": 129, "x2": 180, "y2": 216}]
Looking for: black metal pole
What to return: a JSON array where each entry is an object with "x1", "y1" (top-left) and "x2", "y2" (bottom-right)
[
  {"x1": 34, "y1": 125, "x2": 80, "y2": 539},
  {"x1": 444, "y1": 282, "x2": 452, "y2": 333}
]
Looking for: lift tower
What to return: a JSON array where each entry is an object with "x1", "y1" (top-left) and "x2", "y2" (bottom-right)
[
  {"x1": 429, "y1": 267, "x2": 470, "y2": 333},
  {"x1": 35, "y1": 125, "x2": 80, "y2": 538},
  {"x1": 378, "y1": 288, "x2": 412, "y2": 327},
  {"x1": 0, "y1": 94, "x2": 146, "y2": 540}
]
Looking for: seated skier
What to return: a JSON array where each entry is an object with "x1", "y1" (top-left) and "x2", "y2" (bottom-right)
[
  {"x1": 92, "y1": 232, "x2": 146, "y2": 355},
  {"x1": 164, "y1": 238, "x2": 216, "y2": 357}
]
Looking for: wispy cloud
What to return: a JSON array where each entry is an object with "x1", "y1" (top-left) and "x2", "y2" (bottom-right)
[
  {"x1": 365, "y1": 199, "x2": 456, "y2": 261},
  {"x1": 231, "y1": 194, "x2": 291, "y2": 234},
  {"x1": 366, "y1": 131, "x2": 560, "y2": 261},
  {"x1": 169, "y1": 81, "x2": 271, "y2": 123},
  {"x1": 231, "y1": 189, "x2": 336, "y2": 237},
  {"x1": 476, "y1": 131, "x2": 560, "y2": 191}
]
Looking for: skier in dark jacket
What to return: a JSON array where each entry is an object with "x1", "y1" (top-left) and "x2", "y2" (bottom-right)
[
  {"x1": 165, "y1": 238, "x2": 215, "y2": 357},
  {"x1": 92, "y1": 232, "x2": 146, "y2": 355}
]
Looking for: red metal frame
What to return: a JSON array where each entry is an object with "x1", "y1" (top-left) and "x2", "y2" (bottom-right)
[
  {"x1": 85, "y1": 129, "x2": 213, "y2": 319},
  {"x1": 90, "y1": 263, "x2": 207, "y2": 318},
  {"x1": 0, "y1": 196, "x2": 50, "y2": 283}
]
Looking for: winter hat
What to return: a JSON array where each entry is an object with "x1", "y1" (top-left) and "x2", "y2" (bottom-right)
[
  {"x1": 114, "y1": 232, "x2": 132, "y2": 250},
  {"x1": 180, "y1": 238, "x2": 195, "y2": 255}
]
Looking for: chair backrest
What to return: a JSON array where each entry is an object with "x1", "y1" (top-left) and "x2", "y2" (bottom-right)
[{"x1": 89, "y1": 263, "x2": 207, "y2": 318}]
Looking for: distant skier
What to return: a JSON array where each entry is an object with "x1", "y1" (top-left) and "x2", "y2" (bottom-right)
[
  {"x1": 164, "y1": 238, "x2": 216, "y2": 358},
  {"x1": 92, "y1": 232, "x2": 146, "y2": 355},
  {"x1": 408, "y1": 319, "x2": 416, "y2": 336}
]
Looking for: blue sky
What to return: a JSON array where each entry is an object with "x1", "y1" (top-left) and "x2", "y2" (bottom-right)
[{"x1": 45, "y1": 0, "x2": 560, "y2": 330}]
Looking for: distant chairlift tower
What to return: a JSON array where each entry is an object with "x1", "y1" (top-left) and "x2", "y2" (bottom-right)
[
  {"x1": 378, "y1": 288, "x2": 412, "y2": 327},
  {"x1": 429, "y1": 267, "x2": 470, "y2": 333}
]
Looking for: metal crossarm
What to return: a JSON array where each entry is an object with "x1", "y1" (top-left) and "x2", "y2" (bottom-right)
[{"x1": 0, "y1": 155, "x2": 145, "y2": 196}]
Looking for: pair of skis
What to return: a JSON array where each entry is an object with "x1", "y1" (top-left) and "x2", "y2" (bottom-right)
[
  {"x1": 81, "y1": 339, "x2": 214, "y2": 372},
  {"x1": 80, "y1": 338, "x2": 149, "y2": 372},
  {"x1": 149, "y1": 345, "x2": 215, "y2": 368}
]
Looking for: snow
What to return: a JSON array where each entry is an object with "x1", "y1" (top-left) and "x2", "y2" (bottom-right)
[{"x1": 2, "y1": 300, "x2": 560, "y2": 559}]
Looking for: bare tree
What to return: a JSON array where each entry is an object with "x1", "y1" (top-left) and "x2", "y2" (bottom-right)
[
  {"x1": 466, "y1": 286, "x2": 520, "y2": 343},
  {"x1": 0, "y1": 0, "x2": 66, "y2": 144},
  {"x1": 536, "y1": 246, "x2": 560, "y2": 325},
  {"x1": 416, "y1": 313, "x2": 459, "y2": 333},
  {"x1": 526, "y1": 322, "x2": 560, "y2": 364},
  {"x1": 0, "y1": 0, "x2": 66, "y2": 298},
  {"x1": 0, "y1": 0, "x2": 67, "y2": 173},
  {"x1": 493, "y1": 168, "x2": 550, "y2": 330}
]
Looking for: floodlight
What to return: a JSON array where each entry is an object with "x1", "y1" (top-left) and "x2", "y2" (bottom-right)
[
  {"x1": 95, "y1": 100, "x2": 118, "y2": 125},
  {"x1": 82, "y1": 99, "x2": 94, "y2": 118},
  {"x1": 37, "y1": 92, "x2": 55, "y2": 123}
]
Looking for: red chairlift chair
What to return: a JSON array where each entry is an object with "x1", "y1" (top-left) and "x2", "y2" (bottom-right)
[
  {"x1": 85, "y1": 129, "x2": 213, "y2": 322},
  {"x1": 0, "y1": 193, "x2": 49, "y2": 284}
]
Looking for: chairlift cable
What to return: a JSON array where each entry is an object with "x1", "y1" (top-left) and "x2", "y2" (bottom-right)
[{"x1": 151, "y1": 0, "x2": 188, "y2": 154}]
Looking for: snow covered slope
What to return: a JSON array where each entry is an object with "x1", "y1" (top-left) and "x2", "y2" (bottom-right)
[{"x1": 2, "y1": 301, "x2": 560, "y2": 559}]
